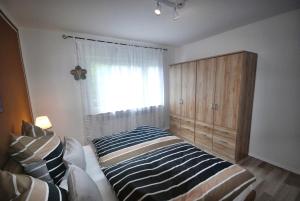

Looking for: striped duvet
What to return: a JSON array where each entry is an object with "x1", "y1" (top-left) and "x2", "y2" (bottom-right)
[
  {"x1": 92, "y1": 126, "x2": 255, "y2": 201},
  {"x1": 92, "y1": 126, "x2": 182, "y2": 167}
]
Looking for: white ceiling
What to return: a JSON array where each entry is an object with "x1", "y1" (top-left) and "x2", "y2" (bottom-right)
[{"x1": 1, "y1": 0, "x2": 300, "y2": 46}]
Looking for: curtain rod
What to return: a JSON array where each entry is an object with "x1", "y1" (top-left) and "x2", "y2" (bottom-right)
[{"x1": 62, "y1": 34, "x2": 168, "y2": 51}]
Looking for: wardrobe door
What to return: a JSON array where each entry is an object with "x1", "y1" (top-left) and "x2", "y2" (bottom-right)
[
  {"x1": 213, "y1": 53, "x2": 243, "y2": 160},
  {"x1": 180, "y1": 61, "x2": 196, "y2": 143},
  {"x1": 169, "y1": 64, "x2": 181, "y2": 135},
  {"x1": 195, "y1": 59, "x2": 216, "y2": 151}
]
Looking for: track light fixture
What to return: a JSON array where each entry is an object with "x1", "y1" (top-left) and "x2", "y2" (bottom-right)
[
  {"x1": 154, "y1": 1, "x2": 161, "y2": 15},
  {"x1": 153, "y1": 0, "x2": 187, "y2": 20},
  {"x1": 173, "y1": 7, "x2": 180, "y2": 21}
]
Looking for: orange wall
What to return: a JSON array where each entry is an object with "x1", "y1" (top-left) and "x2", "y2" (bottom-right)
[{"x1": 0, "y1": 10, "x2": 32, "y2": 167}]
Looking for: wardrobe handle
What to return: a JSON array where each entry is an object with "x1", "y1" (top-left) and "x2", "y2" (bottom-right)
[
  {"x1": 219, "y1": 139, "x2": 228, "y2": 145},
  {"x1": 215, "y1": 104, "x2": 218, "y2": 110},
  {"x1": 179, "y1": 99, "x2": 183, "y2": 105},
  {"x1": 211, "y1": 103, "x2": 215, "y2": 110}
]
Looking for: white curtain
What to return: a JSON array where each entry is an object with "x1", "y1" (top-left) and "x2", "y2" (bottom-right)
[{"x1": 76, "y1": 40, "x2": 167, "y2": 142}]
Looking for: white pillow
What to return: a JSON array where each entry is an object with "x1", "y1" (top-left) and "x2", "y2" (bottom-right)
[
  {"x1": 59, "y1": 167, "x2": 70, "y2": 191},
  {"x1": 63, "y1": 137, "x2": 86, "y2": 170},
  {"x1": 67, "y1": 165, "x2": 103, "y2": 201}
]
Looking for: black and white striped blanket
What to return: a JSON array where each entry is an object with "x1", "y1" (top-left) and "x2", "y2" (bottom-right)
[
  {"x1": 102, "y1": 142, "x2": 233, "y2": 201},
  {"x1": 92, "y1": 126, "x2": 170, "y2": 157},
  {"x1": 92, "y1": 126, "x2": 255, "y2": 201}
]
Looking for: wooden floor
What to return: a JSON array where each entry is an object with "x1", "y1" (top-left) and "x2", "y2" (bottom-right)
[{"x1": 239, "y1": 157, "x2": 300, "y2": 201}]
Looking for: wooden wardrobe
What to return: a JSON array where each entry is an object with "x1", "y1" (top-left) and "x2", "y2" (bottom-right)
[{"x1": 169, "y1": 51, "x2": 257, "y2": 162}]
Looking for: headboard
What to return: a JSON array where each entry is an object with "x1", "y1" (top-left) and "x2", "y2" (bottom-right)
[{"x1": 0, "y1": 10, "x2": 33, "y2": 168}]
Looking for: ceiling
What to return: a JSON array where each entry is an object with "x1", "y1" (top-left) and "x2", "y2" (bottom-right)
[{"x1": 1, "y1": 0, "x2": 300, "y2": 46}]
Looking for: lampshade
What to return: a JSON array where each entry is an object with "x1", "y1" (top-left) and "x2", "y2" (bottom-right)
[{"x1": 35, "y1": 116, "x2": 52, "y2": 129}]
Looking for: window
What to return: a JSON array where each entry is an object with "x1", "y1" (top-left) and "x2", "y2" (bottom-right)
[
  {"x1": 89, "y1": 64, "x2": 164, "y2": 114},
  {"x1": 77, "y1": 41, "x2": 165, "y2": 115}
]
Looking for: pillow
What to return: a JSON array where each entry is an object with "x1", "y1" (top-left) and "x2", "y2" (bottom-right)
[
  {"x1": 3, "y1": 158, "x2": 24, "y2": 174},
  {"x1": 67, "y1": 164, "x2": 103, "y2": 201},
  {"x1": 23, "y1": 160, "x2": 54, "y2": 184},
  {"x1": 22, "y1": 120, "x2": 54, "y2": 137},
  {"x1": 0, "y1": 170, "x2": 67, "y2": 201},
  {"x1": 63, "y1": 137, "x2": 86, "y2": 170},
  {"x1": 9, "y1": 134, "x2": 66, "y2": 185},
  {"x1": 59, "y1": 168, "x2": 70, "y2": 191}
]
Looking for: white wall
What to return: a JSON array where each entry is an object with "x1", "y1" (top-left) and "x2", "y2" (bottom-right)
[
  {"x1": 0, "y1": 2, "x2": 18, "y2": 26},
  {"x1": 19, "y1": 29, "x2": 84, "y2": 142},
  {"x1": 172, "y1": 9, "x2": 300, "y2": 174},
  {"x1": 19, "y1": 28, "x2": 173, "y2": 144}
]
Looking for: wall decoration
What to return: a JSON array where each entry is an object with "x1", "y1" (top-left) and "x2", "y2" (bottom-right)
[{"x1": 70, "y1": 65, "x2": 87, "y2": 80}]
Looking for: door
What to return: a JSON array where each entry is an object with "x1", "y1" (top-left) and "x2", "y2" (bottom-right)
[
  {"x1": 195, "y1": 58, "x2": 216, "y2": 151},
  {"x1": 213, "y1": 53, "x2": 243, "y2": 160},
  {"x1": 214, "y1": 54, "x2": 242, "y2": 129},
  {"x1": 169, "y1": 64, "x2": 181, "y2": 135},
  {"x1": 180, "y1": 61, "x2": 196, "y2": 143}
]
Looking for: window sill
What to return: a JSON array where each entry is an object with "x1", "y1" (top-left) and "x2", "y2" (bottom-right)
[{"x1": 86, "y1": 105, "x2": 165, "y2": 118}]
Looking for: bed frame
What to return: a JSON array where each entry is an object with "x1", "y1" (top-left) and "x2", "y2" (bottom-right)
[{"x1": 245, "y1": 191, "x2": 256, "y2": 201}]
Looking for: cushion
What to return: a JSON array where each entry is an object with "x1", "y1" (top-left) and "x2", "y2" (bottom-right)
[
  {"x1": 67, "y1": 164, "x2": 103, "y2": 201},
  {"x1": 0, "y1": 170, "x2": 67, "y2": 201},
  {"x1": 9, "y1": 134, "x2": 66, "y2": 185},
  {"x1": 59, "y1": 168, "x2": 70, "y2": 191},
  {"x1": 22, "y1": 120, "x2": 54, "y2": 137},
  {"x1": 23, "y1": 160, "x2": 54, "y2": 184},
  {"x1": 3, "y1": 158, "x2": 24, "y2": 174},
  {"x1": 63, "y1": 137, "x2": 86, "y2": 170}
]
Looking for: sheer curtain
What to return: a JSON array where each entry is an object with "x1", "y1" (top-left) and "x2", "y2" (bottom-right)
[{"x1": 76, "y1": 40, "x2": 167, "y2": 142}]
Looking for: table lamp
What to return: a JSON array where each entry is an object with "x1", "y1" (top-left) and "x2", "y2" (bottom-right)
[{"x1": 35, "y1": 116, "x2": 52, "y2": 130}]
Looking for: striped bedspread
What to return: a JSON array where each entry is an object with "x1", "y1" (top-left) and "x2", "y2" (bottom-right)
[
  {"x1": 92, "y1": 126, "x2": 183, "y2": 166},
  {"x1": 92, "y1": 126, "x2": 255, "y2": 201}
]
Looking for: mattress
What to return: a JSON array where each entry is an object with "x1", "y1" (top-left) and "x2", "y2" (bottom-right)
[{"x1": 90, "y1": 126, "x2": 256, "y2": 201}]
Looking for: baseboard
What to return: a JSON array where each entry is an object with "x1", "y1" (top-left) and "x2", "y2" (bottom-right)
[{"x1": 249, "y1": 153, "x2": 300, "y2": 175}]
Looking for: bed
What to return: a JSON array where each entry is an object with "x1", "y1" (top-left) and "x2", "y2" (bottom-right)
[{"x1": 88, "y1": 126, "x2": 256, "y2": 201}]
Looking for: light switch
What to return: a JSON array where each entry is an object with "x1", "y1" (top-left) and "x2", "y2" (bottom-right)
[{"x1": 0, "y1": 97, "x2": 3, "y2": 113}]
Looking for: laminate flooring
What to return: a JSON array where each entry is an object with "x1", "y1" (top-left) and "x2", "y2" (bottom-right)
[{"x1": 239, "y1": 157, "x2": 300, "y2": 201}]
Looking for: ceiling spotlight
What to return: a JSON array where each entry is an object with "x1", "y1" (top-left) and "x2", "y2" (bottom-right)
[
  {"x1": 154, "y1": 2, "x2": 161, "y2": 15},
  {"x1": 173, "y1": 7, "x2": 180, "y2": 21},
  {"x1": 153, "y1": 0, "x2": 186, "y2": 20}
]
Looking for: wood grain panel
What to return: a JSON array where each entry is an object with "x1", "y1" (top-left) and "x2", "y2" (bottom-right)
[
  {"x1": 195, "y1": 58, "x2": 216, "y2": 125},
  {"x1": 235, "y1": 52, "x2": 257, "y2": 161},
  {"x1": 180, "y1": 62, "x2": 196, "y2": 143},
  {"x1": 194, "y1": 58, "x2": 215, "y2": 151},
  {"x1": 169, "y1": 115, "x2": 181, "y2": 135},
  {"x1": 195, "y1": 121, "x2": 213, "y2": 151},
  {"x1": 213, "y1": 135, "x2": 236, "y2": 161},
  {"x1": 214, "y1": 53, "x2": 243, "y2": 130},
  {"x1": 179, "y1": 117, "x2": 194, "y2": 143},
  {"x1": 169, "y1": 64, "x2": 181, "y2": 116},
  {"x1": 213, "y1": 126, "x2": 237, "y2": 161},
  {"x1": 213, "y1": 126, "x2": 237, "y2": 142},
  {"x1": 181, "y1": 61, "x2": 196, "y2": 120},
  {"x1": 0, "y1": 11, "x2": 32, "y2": 167}
]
